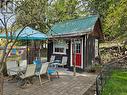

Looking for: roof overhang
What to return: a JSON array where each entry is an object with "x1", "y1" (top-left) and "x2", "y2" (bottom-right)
[
  {"x1": 48, "y1": 29, "x2": 93, "y2": 39},
  {"x1": 48, "y1": 31, "x2": 91, "y2": 39}
]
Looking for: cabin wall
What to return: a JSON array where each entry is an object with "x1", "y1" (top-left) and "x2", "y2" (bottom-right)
[
  {"x1": 47, "y1": 40, "x2": 70, "y2": 67},
  {"x1": 48, "y1": 35, "x2": 99, "y2": 70},
  {"x1": 92, "y1": 19, "x2": 103, "y2": 40},
  {"x1": 85, "y1": 35, "x2": 96, "y2": 68},
  {"x1": 47, "y1": 41, "x2": 53, "y2": 62}
]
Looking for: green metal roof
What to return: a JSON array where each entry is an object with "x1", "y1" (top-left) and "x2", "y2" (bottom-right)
[{"x1": 48, "y1": 15, "x2": 99, "y2": 37}]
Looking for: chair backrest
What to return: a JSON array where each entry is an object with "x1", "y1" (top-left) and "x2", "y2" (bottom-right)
[
  {"x1": 35, "y1": 63, "x2": 42, "y2": 73},
  {"x1": 11, "y1": 48, "x2": 16, "y2": 55},
  {"x1": 6, "y1": 61, "x2": 18, "y2": 75},
  {"x1": 19, "y1": 60, "x2": 27, "y2": 67},
  {"x1": 50, "y1": 55, "x2": 55, "y2": 62},
  {"x1": 25, "y1": 64, "x2": 36, "y2": 78},
  {"x1": 6, "y1": 61, "x2": 18, "y2": 69},
  {"x1": 39, "y1": 62, "x2": 49, "y2": 75},
  {"x1": 62, "y1": 56, "x2": 68, "y2": 65}
]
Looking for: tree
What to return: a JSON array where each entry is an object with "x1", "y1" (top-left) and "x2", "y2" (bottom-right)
[
  {"x1": 16, "y1": 0, "x2": 89, "y2": 33},
  {"x1": 16, "y1": 0, "x2": 48, "y2": 32},
  {"x1": 0, "y1": 1, "x2": 41, "y2": 95},
  {"x1": 104, "y1": 0, "x2": 127, "y2": 40},
  {"x1": 86, "y1": 0, "x2": 127, "y2": 41}
]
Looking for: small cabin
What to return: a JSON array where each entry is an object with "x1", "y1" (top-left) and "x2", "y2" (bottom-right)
[{"x1": 47, "y1": 15, "x2": 103, "y2": 70}]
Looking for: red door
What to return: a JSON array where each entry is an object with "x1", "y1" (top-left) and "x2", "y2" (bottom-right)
[{"x1": 72, "y1": 39, "x2": 82, "y2": 67}]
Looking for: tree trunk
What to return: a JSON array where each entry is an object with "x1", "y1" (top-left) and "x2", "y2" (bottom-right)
[
  {"x1": 0, "y1": 73, "x2": 4, "y2": 95},
  {"x1": 1, "y1": 63, "x2": 7, "y2": 76}
]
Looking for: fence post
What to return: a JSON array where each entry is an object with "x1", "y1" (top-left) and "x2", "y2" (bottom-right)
[{"x1": 96, "y1": 75, "x2": 99, "y2": 95}]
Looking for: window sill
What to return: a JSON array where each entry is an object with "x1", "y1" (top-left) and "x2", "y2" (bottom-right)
[{"x1": 53, "y1": 52, "x2": 66, "y2": 55}]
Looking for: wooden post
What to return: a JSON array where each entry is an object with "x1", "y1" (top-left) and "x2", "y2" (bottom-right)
[
  {"x1": 73, "y1": 39, "x2": 76, "y2": 76},
  {"x1": 26, "y1": 40, "x2": 29, "y2": 64},
  {"x1": 39, "y1": 41, "x2": 41, "y2": 58}
]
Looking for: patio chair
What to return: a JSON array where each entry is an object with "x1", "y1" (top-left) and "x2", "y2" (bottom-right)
[
  {"x1": 50, "y1": 55, "x2": 55, "y2": 63},
  {"x1": 49, "y1": 55, "x2": 55, "y2": 67},
  {"x1": 19, "y1": 64, "x2": 36, "y2": 86},
  {"x1": 6, "y1": 61, "x2": 18, "y2": 76},
  {"x1": 47, "y1": 69, "x2": 59, "y2": 80},
  {"x1": 58, "y1": 56, "x2": 68, "y2": 68},
  {"x1": 52, "y1": 60, "x2": 61, "y2": 68},
  {"x1": 19, "y1": 60, "x2": 27, "y2": 69},
  {"x1": 33, "y1": 58, "x2": 42, "y2": 72},
  {"x1": 35, "y1": 62, "x2": 50, "y2": 85}
]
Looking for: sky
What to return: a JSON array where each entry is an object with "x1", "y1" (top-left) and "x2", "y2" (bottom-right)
[{"x1": 0, "y1": 0, "x2": 16, "y2": 28}]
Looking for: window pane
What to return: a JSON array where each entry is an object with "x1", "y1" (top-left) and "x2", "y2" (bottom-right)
[
  {"x1": 55, "y1": 48, "x2": 64, "y2": 53},
  {"x1": 76, "y1": 44, "x2": 78, "y2": 53},
  {"x1": 55, "y1": 48, "x2": 59, "y2": 52},
  {"x1": 79, "y1": 44, "x2": 80, "y2": 53},
  {"x1": 75, "y1": 43, "x2": 81, "y2": 53},
  {"x1": 60, "y1": 48, "x2": 64, "y2": 52}
]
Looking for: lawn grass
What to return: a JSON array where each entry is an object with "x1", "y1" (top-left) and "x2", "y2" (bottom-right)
[{"x1": 102, "y1": 70, "x2": 127, "y2": 95}]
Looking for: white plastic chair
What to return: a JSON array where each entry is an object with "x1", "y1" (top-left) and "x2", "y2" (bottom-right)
[
  {"x1": 50, "y1": 55, "x2": 55, "y2": 62},
  {"x1": 6, "y1": 61, "x2": 18, "y2": 76},
  {"x1": 49, "y1": 55, "x2": 55, "y2": 67},
  {"x1": 20, "y1": 64, "x2": 36, "y2": 79},
  {"x1": 35, "y1": 62, "x2": 50, "y2": 85},
  {"x1": 58, "y1": 56, "x2": 68, "y2": 67},
  {"x1": 19, "y1": 60, "x2": 27, "y2": 69},
  {"x1": 19, "y1": 64, "x2": 36, "y2": 86}
]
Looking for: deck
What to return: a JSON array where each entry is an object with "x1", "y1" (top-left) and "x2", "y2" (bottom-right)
[{"x1": 3, "y1": 69, "x2": 96, "y2": 95}]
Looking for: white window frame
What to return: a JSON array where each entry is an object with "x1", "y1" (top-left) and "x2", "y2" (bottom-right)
[{"x1": 53, "y1": 41, "x2": 67, "y2": 55}]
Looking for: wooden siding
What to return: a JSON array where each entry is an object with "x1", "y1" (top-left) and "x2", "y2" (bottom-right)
[
  {"x1": 66, "y1": 41, "x2": 71, "y2": 67},
  {"x1": 86, "y1": 36, "x2": 96, "y2": 66},
  {"x1": 47, "y1": 41, "x2": 53, "y2": 62},
  {"x1": 91, "y1": 19, "x2": 103, "y2": 40}
]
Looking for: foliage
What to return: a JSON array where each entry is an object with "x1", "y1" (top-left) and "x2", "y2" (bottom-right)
[
  {"x1": 16, "y1": 0, "x2": 89, "y2": 33},
  {"x1": 104, "y1": 0, "x2": 127, "y2": 40},
  {"x1": 86, "y1": 0, "x2": 127, "y2": 41},
  {"x1": 15, "y1": 0, "x2": 127, "y2": 40},
  {"x1": 102, "y1": 70, "x2": 127, "y2": 95},
  {"x1": 16, "y1": 0, "x2": 48, "y2": 32},
  {"x1": 48, "y1": 0, "x2": 83, "y2": 21},
  {"x1": 0, "y1": 0, "x2": 43, "y2": 72}
]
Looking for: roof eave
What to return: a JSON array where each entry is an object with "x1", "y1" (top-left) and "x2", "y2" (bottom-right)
[{"x1": 48, "y1": 30, "x2": 92, "y2": 38}]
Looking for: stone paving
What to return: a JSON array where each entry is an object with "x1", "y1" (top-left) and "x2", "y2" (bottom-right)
[{"x1": 3, "y1": 69, "x2": 97, "y2": 95}]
